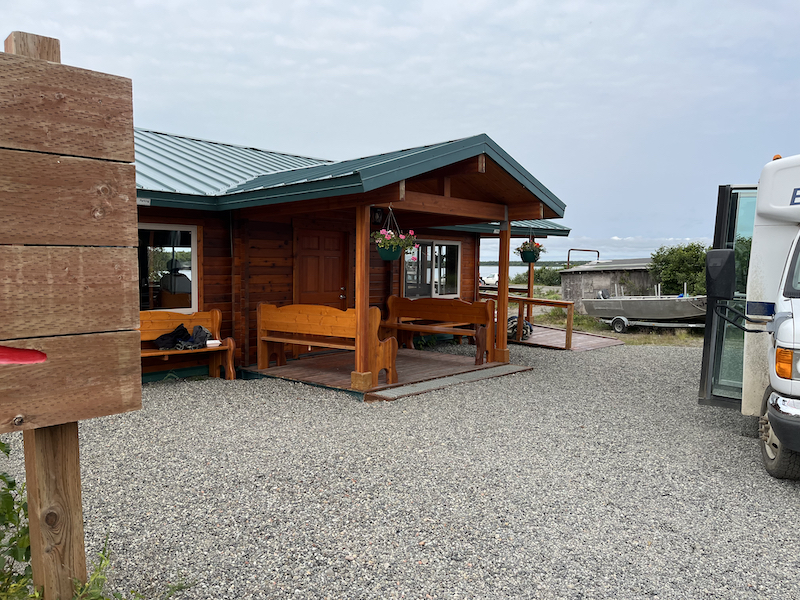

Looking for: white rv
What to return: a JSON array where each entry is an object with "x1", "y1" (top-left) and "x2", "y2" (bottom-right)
[{"x1": 703, "y1": 155, "x2": 800, "y2": 479}]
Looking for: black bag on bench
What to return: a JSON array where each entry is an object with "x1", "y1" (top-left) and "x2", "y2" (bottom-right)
[{"x1": 155, "y1": 324, "x2": 190, "y2": 350}]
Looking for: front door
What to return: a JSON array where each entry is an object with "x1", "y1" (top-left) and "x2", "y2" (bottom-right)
[{"x1": 295, "y1": 229, "x2": 348, "y2": 309}]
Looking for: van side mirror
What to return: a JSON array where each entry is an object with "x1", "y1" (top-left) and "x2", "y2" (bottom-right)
[{"x1": 706, "y1": 249, "x2": 736, "y2": 299}]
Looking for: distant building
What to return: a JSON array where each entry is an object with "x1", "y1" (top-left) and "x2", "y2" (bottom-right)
[{"x1": 560, "y1": 258, "x2": 656, "y2": 314}]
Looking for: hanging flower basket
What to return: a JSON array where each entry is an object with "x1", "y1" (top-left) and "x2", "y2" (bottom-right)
[
  {"x1": 515, "y1": 240, "x2": 545, "y2": 263},
  {"x1": 372, "y1": 206, "x2": 418, "y2": 261},
  {"x1": 377, "y1": 246, "x2": 403, "y2": 261}
]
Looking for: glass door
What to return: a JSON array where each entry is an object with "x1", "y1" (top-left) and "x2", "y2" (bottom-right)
[{"x1": 699, "y1": 185, "x2": 757, "y2": 406}]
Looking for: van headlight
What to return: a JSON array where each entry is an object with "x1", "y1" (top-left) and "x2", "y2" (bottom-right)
[{"x1": 775, "y1": 347, "x2": 800, "y2": 379}]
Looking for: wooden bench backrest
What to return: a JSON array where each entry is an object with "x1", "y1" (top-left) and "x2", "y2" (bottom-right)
[
  {"x1": 258, "y1": 303, "x2": 381, "y2": 339},
  {"x1": 386, "y1": 296, "x2": 495, "y2": 325},
  {"x1": 139, "y1": 309, "x2": 222, "y2": 342}
]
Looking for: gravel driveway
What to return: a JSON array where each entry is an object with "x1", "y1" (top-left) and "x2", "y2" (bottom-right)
[{"x1": 2, "y1": 343, "x2": 799, "y2": 599}]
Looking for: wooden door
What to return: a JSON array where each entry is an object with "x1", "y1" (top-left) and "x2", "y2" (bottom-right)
[{"x1": 295, "y1": 229, "x2": 349, "y2": 309}]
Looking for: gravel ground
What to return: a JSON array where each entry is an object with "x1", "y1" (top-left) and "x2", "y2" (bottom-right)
[{"x1": 2, "y1": 343, "x2": 800, "y2": 599}]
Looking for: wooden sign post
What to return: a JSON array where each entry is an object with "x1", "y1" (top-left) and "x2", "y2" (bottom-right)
[{"x1": 0, "y1": 32, "x2": 142, "y2": 598}]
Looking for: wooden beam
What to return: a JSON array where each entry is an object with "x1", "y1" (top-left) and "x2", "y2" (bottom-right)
[
  {"x1": 0, "y1": 149, "x2": 137, "y2": 246},
  {"x1": 507, "y1": 201, "x2": 544, "y2": 221},
  {"x1": 0, "y1": 52, "x2": 134, "y2": 162},
  {"x1": 1, "y1": 331, "x2": 141, "y2": 432},
  {"x1": 496, "y1": 220, "x2": 511, "y2": 363},
  {"x1": 0, "y1": 246, "x2": 139, "y2": 340},
  {"x1": 4, "y1": 31, "x2": 60, "y2": 61},
  {"x1": 387, "y1": 191, "x2": 507, "y2": 221},
  {"x1": 351, "y1": 205, "x2": 372, "y2": 390}
]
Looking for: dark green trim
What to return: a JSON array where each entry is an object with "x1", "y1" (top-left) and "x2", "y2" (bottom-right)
[
  {"x1": 217, "y1": 173, "x2": 365, "y2": 209},
  {"x1": 142, "y1": 365, "x2": 224, "y2": 383},
  {"x1": 435, "y1": 221, "x2": 571, "y2": 237}
]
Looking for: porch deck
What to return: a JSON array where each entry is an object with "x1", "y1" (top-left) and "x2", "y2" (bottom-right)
[{"x1": 241, "y1": 348, "x2": 531, "y2": 401}]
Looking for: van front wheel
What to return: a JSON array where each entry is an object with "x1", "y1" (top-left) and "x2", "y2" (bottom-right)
[{"x1": 760, "y1": 387, "x2": 800, "y2": 479}]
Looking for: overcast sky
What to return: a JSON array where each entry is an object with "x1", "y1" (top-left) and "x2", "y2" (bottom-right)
[{"x1": 7, "y1": 1, "x2": 800, "y2": 261}]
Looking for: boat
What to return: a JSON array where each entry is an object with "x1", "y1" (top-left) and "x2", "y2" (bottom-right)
[{"x1": 582, "y1": 294, "x2": 707, "y2": 332}]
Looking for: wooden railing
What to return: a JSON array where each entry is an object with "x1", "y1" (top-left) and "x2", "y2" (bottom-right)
[{"x1": 480, "y1": 292, "x2": 575, "y2": 350}]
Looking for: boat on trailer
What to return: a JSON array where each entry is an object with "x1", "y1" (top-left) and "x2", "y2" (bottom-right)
[{"x1": 582, "y1": 294, "x2": 707, "y2": 333}]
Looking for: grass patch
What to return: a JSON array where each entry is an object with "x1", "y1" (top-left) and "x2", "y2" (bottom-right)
[
  {"x1": 536, "y1": 307, "x2": 608, "y2": 333},
  {"x1": 533, "y1": 307, "x2": 705, "y2": 347}
]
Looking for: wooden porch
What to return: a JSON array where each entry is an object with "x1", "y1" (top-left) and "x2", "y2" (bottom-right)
[{"x1": 241, "y1": 347, "x2": 531, "y2": 401}]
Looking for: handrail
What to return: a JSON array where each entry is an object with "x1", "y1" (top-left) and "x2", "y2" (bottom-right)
[
  {"x1": 566, "y1": 248, "x2": 600, "y2": 268},
  {"x1": 479, "y1": 292, "x2": 574, "y2": 350}
]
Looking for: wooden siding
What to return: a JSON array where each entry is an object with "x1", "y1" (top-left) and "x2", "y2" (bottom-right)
[{"x1": 138, "y1": 206, "x2": 481, "y2": 368}]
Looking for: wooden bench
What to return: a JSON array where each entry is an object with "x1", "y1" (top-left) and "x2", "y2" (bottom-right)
[
  {"x1": 256, "y1": 303, "x2": 398, "y2": 387},
  {"x1": 139, "y1": 309, "x2": 236, "y2": 380},
  {"x1": 382, "y1": 295, "x2": 496, "y2": 364}
]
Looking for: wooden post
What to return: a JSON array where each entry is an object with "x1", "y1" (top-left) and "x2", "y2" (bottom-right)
[
  {"x1": 496, "y1": 220, "x2": 511, "y2": 362},
  {"x1": 24, "y1": 424, "x2": 86, "y2": 599},
  {"x1": 2, "y1": 31, "x2": 140, "y2": 597},
  {"x1": 351, "y1": 205, "x2": 373, "y2": 390},
  {"x1": 565, "y1": 303, "x2": 574, "y2": 350},
  {"x1": 527, "y1": 260, "x2": 535, "y2": 324}
]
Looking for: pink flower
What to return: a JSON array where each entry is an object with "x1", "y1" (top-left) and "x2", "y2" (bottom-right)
[
  {"x1": 414, "y1": 243, "x2": 419, "y2": 249},
  {"x1": 408, "y1": 230, "x2": 415, "y2": 236},
  {"x1": 399, "y1": 234, "x2": 405, "y2": 240},
  {"x1": 384, "y1": 234, "x2": 391, "y2": 240},
  {"x1": 411, "y1": 256, "x2": 418, "y2": 262},
  {"x1": 380, "y1": 229, "x2": 387, "y2": 234}
]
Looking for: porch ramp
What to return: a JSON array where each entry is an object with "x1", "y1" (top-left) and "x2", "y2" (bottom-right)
[{"x1": 364, "y1": 363, "x2": 530, "y2": 402}]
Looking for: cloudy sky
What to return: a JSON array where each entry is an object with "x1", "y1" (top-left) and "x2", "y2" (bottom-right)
[{"x1": 6, "y1": 1, "x2": 800, "y2": 261}]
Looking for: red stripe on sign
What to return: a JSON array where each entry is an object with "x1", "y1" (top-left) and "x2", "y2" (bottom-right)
[{"x1": 0, "y1": 346, "x2": 47, "y2": 365}]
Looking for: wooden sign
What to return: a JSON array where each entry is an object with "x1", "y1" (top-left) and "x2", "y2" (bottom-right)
[
  {"x1": 0, "y1": 33, "x2": 141, "y2": 433},
  {"x1": 0, "y1": 31, "x2": 142, "y2": 599}
]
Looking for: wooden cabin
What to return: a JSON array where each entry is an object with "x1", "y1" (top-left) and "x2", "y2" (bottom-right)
[{"x1": 134, "y1": 129, "x2": 568, "y2": 386}]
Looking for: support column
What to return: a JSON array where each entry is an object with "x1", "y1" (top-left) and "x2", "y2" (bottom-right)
[
  {"x1": 527, "y1": 237, "x2": 535, "y2": 323},
  {"x1": 351, "y1": 205, "x2": 373, "y2": 390},
  {"x1": 496, "y1": 220, "x2": 511, "y2": 363}
]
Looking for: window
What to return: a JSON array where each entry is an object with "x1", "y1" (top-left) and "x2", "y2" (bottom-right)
[
  {"x1": 404, "y1": 240, "x2": 461, "y2": 299},
  {"x1": 138, "y1": 224, "x2": 198, "y2": 312}
]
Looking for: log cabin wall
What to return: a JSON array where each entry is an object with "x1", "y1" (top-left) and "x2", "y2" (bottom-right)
[{"x1": 137, "y1": 207, "x2": 481, "y2": 368}]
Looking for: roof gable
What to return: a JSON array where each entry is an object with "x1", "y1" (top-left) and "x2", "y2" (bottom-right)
[{"x1": 134, "y1": 129, "x2": 565, "y2": 219}]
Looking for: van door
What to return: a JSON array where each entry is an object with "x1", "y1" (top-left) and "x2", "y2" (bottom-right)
[{"x1": 699, "y1": 185, "x2": 757, "y2": 407}]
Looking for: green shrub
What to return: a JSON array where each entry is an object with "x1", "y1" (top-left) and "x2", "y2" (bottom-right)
[
  {"x1": 649, "y1": 242, "x2": 708, "y2": 295},
  {"x1": 510, "y1": 266, "x2": 561, "y2": 287}
]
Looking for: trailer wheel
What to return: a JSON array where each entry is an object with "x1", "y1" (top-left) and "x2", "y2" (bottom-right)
[
  {"x1": 759, "y1": 387, "x2": 800, "y2": 480},
  {"x1": 611, "y1": 318, "x2": 627, "y2": 334}
]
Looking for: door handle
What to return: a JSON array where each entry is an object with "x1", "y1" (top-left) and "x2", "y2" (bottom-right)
[{"x1": 339, "y1": 294, "x2": 346, "y2": 299}]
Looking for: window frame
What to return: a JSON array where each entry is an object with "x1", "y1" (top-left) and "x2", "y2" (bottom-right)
[
  {"x1": 403, "y1": 239, "x2": 462, "y2": 299},
  {"x1": 138, "y1": 222, "x2": 199, "y2": 314}
]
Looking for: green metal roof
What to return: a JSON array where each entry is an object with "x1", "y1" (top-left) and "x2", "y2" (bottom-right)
[
  {"x1": 434, "y1": 219, "x2": 571, "y2": 238},
  {"x1": 135, "y1": 130, "x2": 565, "y2": 218},
  {"x1": 134, "y1": 128, "x2": 331, "y2": 196}
]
